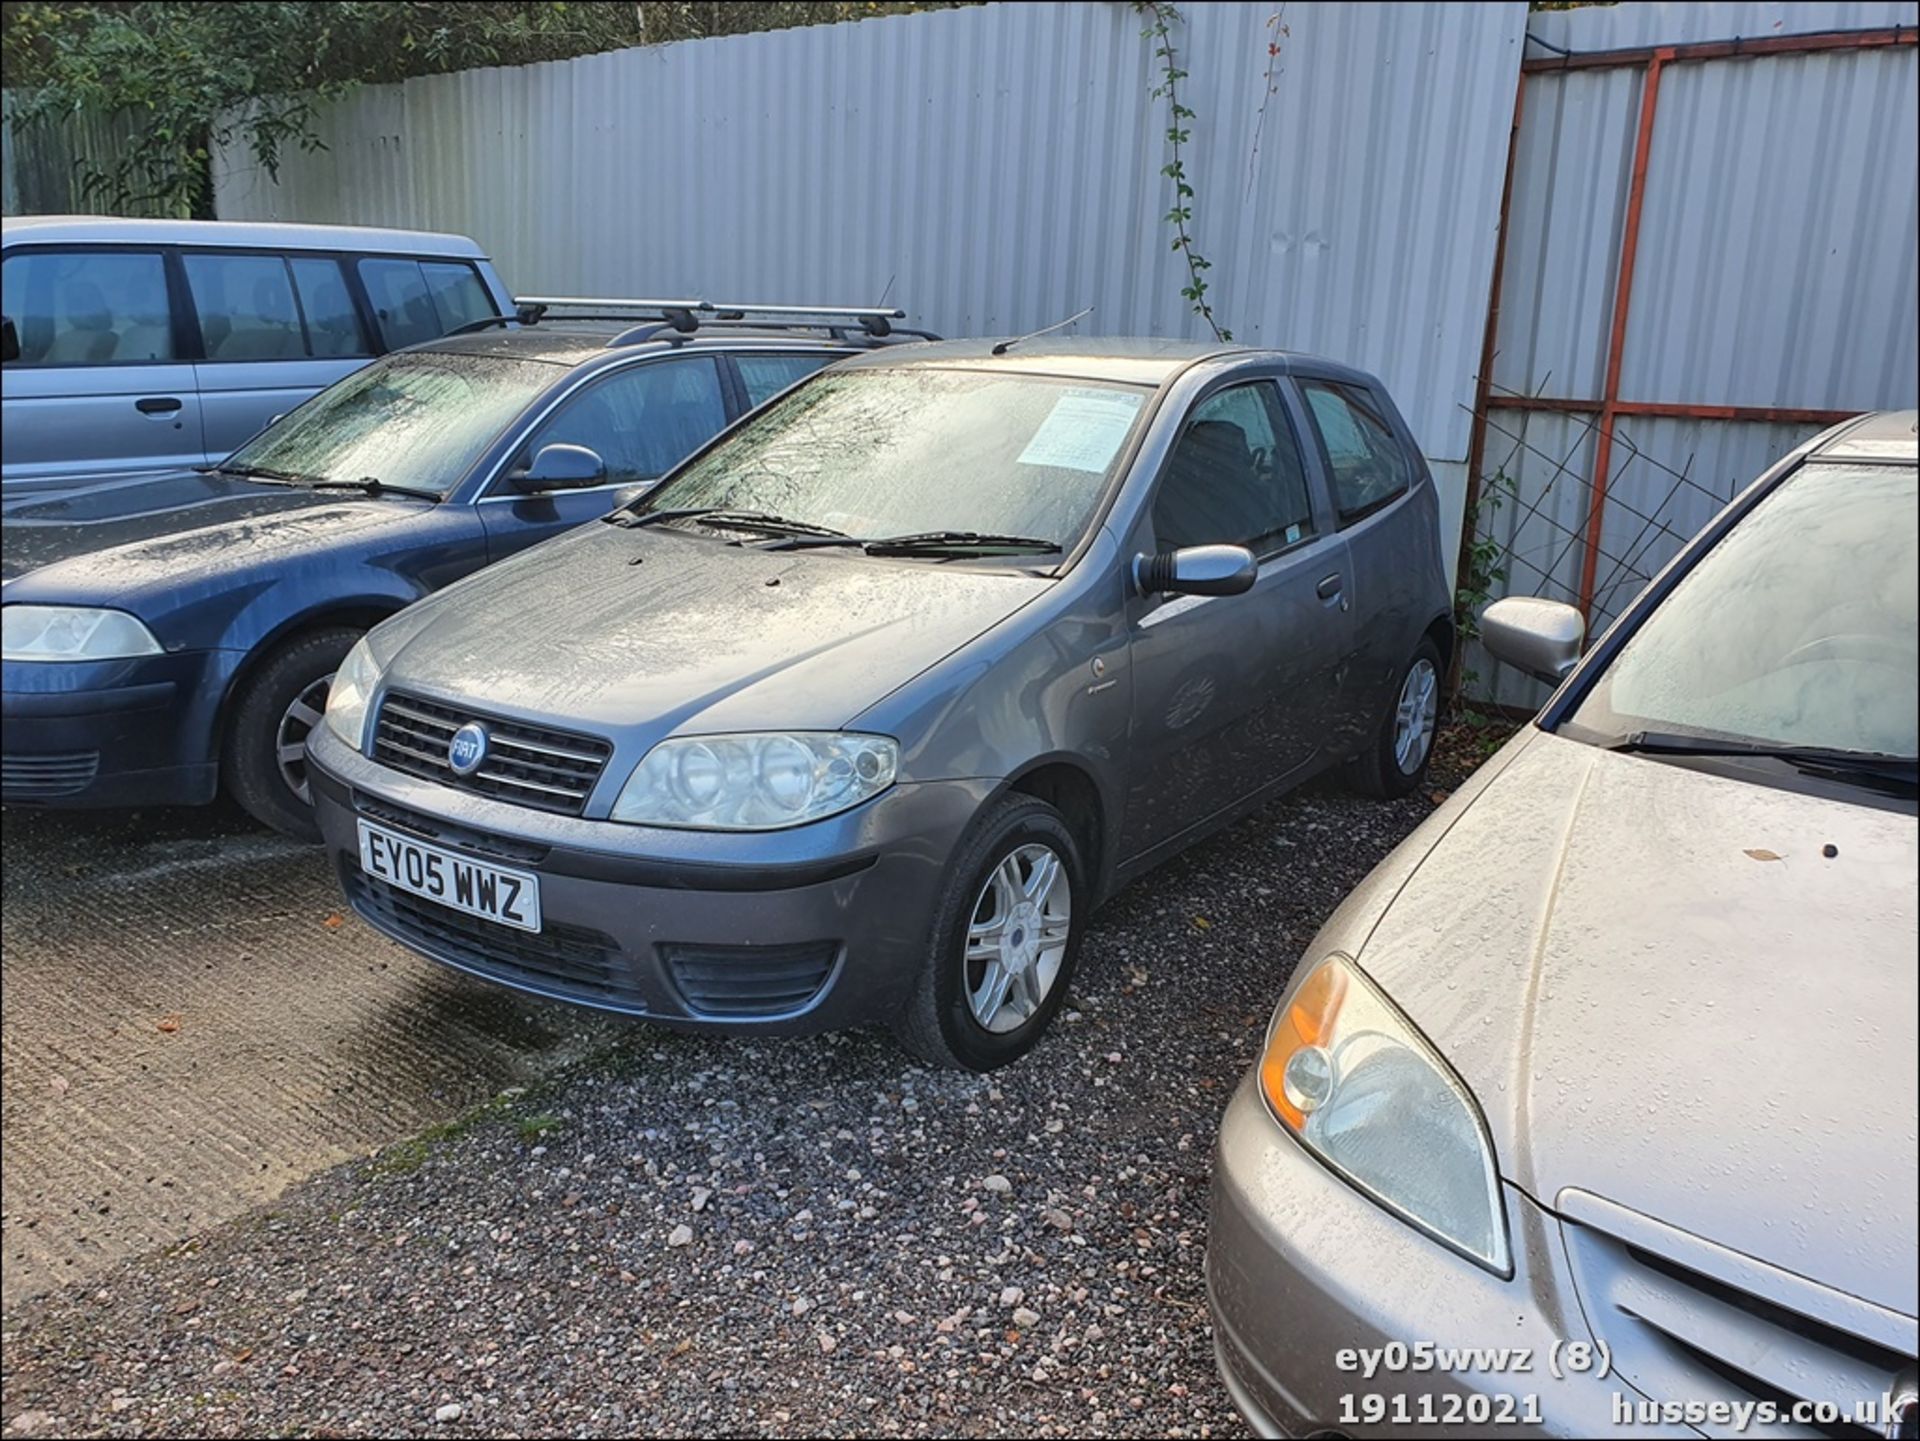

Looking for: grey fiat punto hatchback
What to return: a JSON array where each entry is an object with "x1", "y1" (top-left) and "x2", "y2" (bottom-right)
[{"x1": 306, "y1": 337, "x2": 1452, "y2": 1068}]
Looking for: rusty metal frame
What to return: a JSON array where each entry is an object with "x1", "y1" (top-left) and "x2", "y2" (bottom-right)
[{"x1": 1460, "y1": 24, "x2": 1919, "y2": 621}]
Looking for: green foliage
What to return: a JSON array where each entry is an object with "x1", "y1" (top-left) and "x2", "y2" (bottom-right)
[
  {"x1": 1137, "y1": 2, "x2": 1229, "y2": 342},
  {"x1": 1452, "y1": 466, "x2": 1517, "y2": 736},
  {"x1": 1, "y1": 1, "x2": 972, "y2": 218}
]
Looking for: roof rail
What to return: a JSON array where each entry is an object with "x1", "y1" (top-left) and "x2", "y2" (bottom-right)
[{"x1": 512, "y1": 295, "x2": 910, "y2": 339}]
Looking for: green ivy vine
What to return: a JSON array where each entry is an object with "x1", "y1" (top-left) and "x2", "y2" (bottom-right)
[{"x1": 1138, "y1": 2, "x2": 1230, "y2": 341}]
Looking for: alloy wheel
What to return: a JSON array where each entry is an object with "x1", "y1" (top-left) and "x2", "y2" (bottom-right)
[
  {"x1": 964, "y1": 842, "x2": 1073, "y2": 1034},
  {"x1": 1393, "y1": 656, "x2": 1439, "y2": 775},
  {"x1": 275, "y1": 673, "x2": 334, "y2": 805}
]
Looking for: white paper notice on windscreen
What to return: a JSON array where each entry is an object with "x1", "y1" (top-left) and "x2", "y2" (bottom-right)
[{"x1": 1017, "y1": 389, "x2": 1145, "y2": 474}]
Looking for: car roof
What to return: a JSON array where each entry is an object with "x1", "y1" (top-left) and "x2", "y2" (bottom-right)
[
  {"x1": 830, "y1": 335, "x2": 1379, "y2": 389},
  {"x1": 415, "y1": 323, "x2": 916, "y2": 368},
  {"x1": 1814, "y1": 409, "x2": 1919, "y2": 463},
  {"x1": 0, "y1": 215, "x2": 488, "y2": 259}
]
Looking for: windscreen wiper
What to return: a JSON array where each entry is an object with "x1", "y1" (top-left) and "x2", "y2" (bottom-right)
[
  {"x1": 1598, "y1": 730, "x2": 1918, "y2": 790},
  {"x1": 206, "y1": 462, "x2": 310, "y2": 485},
  {"x1": 860, "y1": 530, "x2": 1061, "y2": 557},
  {"x1": 612, "y1": 507, "x2": 851, "y2": 540},
  {"x1": 306, "y1": 475, "x2": 444, "y2": 503}
]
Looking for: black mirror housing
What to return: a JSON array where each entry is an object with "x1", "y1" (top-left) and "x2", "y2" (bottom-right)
[
  {"x1": 1, "y1": 315, "x2": 20, "y2": 364},
  {"x1": 1134, "y1": 544, "x2": 1259, "y2": 598}
]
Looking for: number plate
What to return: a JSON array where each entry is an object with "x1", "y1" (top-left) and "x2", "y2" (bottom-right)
[{"x1": 356, "y1": 818, "x2": 541, "y2": 933}]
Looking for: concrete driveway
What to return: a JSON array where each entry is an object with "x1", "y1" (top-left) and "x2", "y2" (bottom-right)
[{"x1": 0, "y1": 802, "x2": 611, "y2": 1307}]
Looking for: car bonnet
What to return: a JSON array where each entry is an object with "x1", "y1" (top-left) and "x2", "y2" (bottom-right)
[
  {"x1": 372, "y1": 520, "x2": 1054, "y2": 744},
  {"x1": 1355, "y1": 727, "x2": 1918, "y2": 1316}
]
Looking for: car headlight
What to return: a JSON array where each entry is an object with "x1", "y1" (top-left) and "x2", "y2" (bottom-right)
[
  {"x1": 611, "y1": 732, "x2": 898, "y2": 829},
  {"x1": 322, "y1": 636, "x2": 382, "y2": 752},
  {"x1": 2, "y1": 605, "x2": 162, "y2": 661},
  {"x1": 1259, "y1": 953, "x2": 1511, "y2": 1275}
]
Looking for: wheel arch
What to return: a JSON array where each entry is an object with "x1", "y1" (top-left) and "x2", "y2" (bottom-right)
[
  {"x1": 211, "y1": 598, "x2": 410, "y2": 762},
  {"x1": 998, "y1": 755, "x2": 1113, "y2": 901}
]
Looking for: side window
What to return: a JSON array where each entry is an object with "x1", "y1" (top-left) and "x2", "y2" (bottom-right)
[
  {"x1": 289, "y1": 258, "x2": 369, "y2": 358},
  {"x1": 357, "y1": 257, "x2": 497, "y2": 349},
  {"x1": 520, "y1": 358, "x2": 728, "y2": 485},
  {"x1": 420, "y1": 262, "x2": 495, "y2": 333},
  {"x1": 1151, "y1": 381, "x2": 1315, "y2": 555},
  {"x1": 183, "y1": 252, "x2": 306, "y2": 361},
  {"x1": 1300, "y1": 381, "x2": 1412, "y2": 523},
  {"x1": 737, "y1": 353, "x2": 832, "y2": 408},
  {"x1": 1, "y1": 249, "x2": 174, "y2": 366}
]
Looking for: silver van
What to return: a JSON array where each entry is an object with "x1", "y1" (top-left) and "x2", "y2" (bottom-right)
[{"x1": 0, "y1": 217, "x2": 513, "y2": 494}]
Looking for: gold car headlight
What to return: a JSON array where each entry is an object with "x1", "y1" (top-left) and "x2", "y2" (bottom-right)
[{"x1": 1259, "y1": 953, "x2": 1512, "y2": 1275}]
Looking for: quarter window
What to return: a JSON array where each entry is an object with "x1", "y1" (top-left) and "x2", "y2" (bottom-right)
[
  {"x1": 1152, "y1": 381, "x2": 1315, "y2": 555},
  {"x1": 1300, "y1": 381, "x2": 1412, "y2": 523},
  {"x1": 521, "y1": 359, "x2": 728, "y2": 485},
  {"x1": 737, "y1": 353, "x2": 832, "y2": 408},
  {"x1": 357, "y1": 258, "x2": 496, "y2": 349},
  {"x1": 0, "y1": 249, "x2": 175, "y2": 366}
]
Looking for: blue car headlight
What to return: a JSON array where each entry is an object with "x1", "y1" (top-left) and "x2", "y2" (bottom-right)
[{"x1": 2, "y1": 605, "x2": 163, "y2": 661}]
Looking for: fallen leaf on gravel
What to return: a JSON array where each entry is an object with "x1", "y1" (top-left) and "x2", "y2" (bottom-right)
[
  {"x1": 1429, "y1": 790, "x2": 1450, "y2": 805},
  {"x1": 1190, "y1": 915, "x2": 1211, "y2": 930},
  {"x1": 322, "y1": 913, "x2": 345, "y2": 929},
  {"x1": 156, "y1": 1014, "x2": 182, "y2": 1033},
  {"x1": 49, "y1": 1075, "x2": 69, "y2": 1095},
  {"x1": 1744, "y1": 848, "x2": 1784, "y2": 862}
]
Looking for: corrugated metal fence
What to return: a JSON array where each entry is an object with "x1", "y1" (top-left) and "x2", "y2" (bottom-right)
[
  {"x1": 211, "y1": 0, "x2": 1531, "y2": 573},
  {"x1": 23, "y1": 0, "x2": 1905, "y2": 704},
  {"x1": 1469, "y1": 0, "x2": 1919, "y2": 706},
  {"x1": 1, "y1": 95, "x2": 170, "y2": 217}
]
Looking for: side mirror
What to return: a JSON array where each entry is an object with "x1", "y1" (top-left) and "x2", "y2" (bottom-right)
[
  {"x1": 1, "y1": 315, "x2": 20, "y2": 364},
  {"x1": 511, "y1": 442, "x2": 607, "y2": 493},
  {"x1": 1133, "y1": 544, "x2": 1258, "y2": 598},
  {"x1": 1481, "y1": 596, "x2": 1586, "y2": 685}
]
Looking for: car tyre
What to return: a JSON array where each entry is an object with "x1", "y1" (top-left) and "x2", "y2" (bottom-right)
[
  {"x1": 895, "y1": 793, "x2": 1087, "y2": 1072},
  {"x1": 1351, "y1": 636, "x2": 1445, "y2": 799},
  {"x1": 223, "y1": 627, "x2": 362, "y2": 840}
]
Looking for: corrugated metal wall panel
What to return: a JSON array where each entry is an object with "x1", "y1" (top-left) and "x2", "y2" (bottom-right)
[
  {"x1": 213, "y1": 0, "x2": 1528, "y2": 491},
  {"x1": 1624, "y1": 46, "x2": 1920, "y2": 408},
  {"x1": 1526, "y1": 0, "x2": 1919, "y2": 52}
]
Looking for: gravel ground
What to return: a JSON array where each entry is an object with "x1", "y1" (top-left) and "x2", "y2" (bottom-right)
[{"x1": 1, "y1": 731, "x2": 1507, "y2": 1439}]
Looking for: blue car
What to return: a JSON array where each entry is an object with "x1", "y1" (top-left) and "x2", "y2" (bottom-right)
[{"x1": 1, "y1": 299, "x2": 925, "y2": 835}]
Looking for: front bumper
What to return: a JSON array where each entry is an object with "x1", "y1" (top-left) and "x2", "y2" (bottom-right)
[
  {"x1": 1, "y1": 651, "x2": 235, "y2": 808},
  {"x1": 1206, "y1": 1074, "x2": 1685, "y2": 1439},
  {"x1": 307, "y1": 722, "x2": 993, "y2": 1033}
]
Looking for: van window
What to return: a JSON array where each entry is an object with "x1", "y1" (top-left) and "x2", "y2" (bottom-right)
[
  {"x1": 1, "y1": 249, "x2": 175, "y2": 366},
  {"x1": 183, "y1": 253, "x2": 307, "y2": 361},
  {"x1": 357, "y1": 257, "x2": 495, "y2": 349},
  {"x1": 289, "y1": 258, "x2": 369, "y2": 358}
]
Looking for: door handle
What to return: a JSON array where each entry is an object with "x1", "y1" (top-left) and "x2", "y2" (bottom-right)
[
  {"x1": 1315, "y1": 572, "x2": 1344, "y2": 600},
  {"x1": 135, "y1": 396, "x2": 183, "y2": 415}
]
